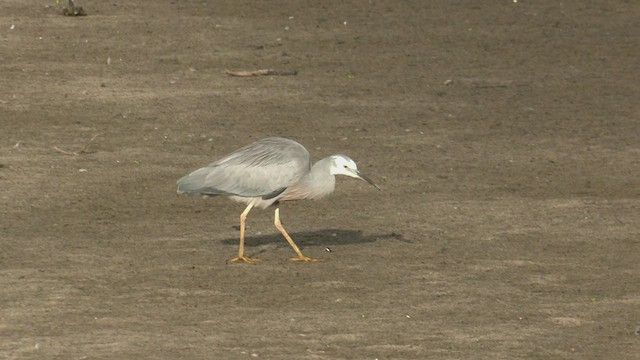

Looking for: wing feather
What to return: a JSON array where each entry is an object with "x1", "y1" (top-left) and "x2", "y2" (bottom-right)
[{"x1": 177, "y1": 138, "x2": 310, "y2": 198}]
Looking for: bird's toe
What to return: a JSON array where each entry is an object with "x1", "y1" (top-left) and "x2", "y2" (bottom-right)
[
  {"x1": 227, "y1": 256, "x2": 262, "y2": 264},
  {"x1": 288, "y1": 256, "x2": 324, "y2": 262}
]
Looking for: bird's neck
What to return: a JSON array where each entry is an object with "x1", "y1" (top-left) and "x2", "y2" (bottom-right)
[
  {"x1": 304, "y1": 157, "x2": 336, "y2": 200},
  {"x1": 278, "y1": 157, "x2": 336, "y2": 202}
]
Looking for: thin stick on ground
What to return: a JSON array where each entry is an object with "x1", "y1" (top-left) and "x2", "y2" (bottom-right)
[
  {"x1": 54, "y1": 134, "x2": 99, "y2": 156},
  {"x1": 224, "y1": 69, "x2": 298, "y2": 77}
]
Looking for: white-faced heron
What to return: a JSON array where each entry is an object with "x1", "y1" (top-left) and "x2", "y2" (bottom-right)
[{"x1": 177, "y1": 137, "x2": 380, "y2": 264}]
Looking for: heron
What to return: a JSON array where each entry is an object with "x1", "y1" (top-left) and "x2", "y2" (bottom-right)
[{"x1": 177, "y1": 137, "x2": 380, "y2": 264}]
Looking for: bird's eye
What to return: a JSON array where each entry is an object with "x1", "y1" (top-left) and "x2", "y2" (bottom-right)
[{"x1": 343, "y1": 165, "x2": 348, "y2": 169}]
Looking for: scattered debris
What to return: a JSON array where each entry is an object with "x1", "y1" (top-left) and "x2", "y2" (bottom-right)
[
  {"x1": 224, "y1": 69, "x2": 298, "y2": 77},
  {"x1": 53, "y1": 134, "x2": 99, "y2": 156},
  {"x1": 62, "y1": 0, "x2": 86, "y2": 17}
]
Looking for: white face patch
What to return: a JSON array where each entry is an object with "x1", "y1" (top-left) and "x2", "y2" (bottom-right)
[{"x1": 330, "y1": 155, "x2": 360, "y2": 177}]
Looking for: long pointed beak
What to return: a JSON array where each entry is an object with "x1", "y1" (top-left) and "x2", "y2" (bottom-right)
[{"x1": 355, "y1": 170, "x2": 381, "y2": 190}]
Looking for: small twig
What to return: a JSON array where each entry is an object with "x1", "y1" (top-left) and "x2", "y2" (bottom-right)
[
  {"x1": 53, "y1": 146, "x2": 80, "y2": 156},
  {"x1": 54, "y1": 134, "x2": 99, "y2": 156},
  {"x1": 78, "y1": 134, "x2": 99, "y2": 153},
  {"x1": 224, "y1": 69, "x2": 298, "y2": 77},
  {"x1": 473, "y1": 84, "x2": 509, "y2": 89}
]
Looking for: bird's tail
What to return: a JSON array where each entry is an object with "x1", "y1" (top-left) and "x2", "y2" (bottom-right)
[{"x1": 176, "y1": 167, "x2": 220, "y2": 197}]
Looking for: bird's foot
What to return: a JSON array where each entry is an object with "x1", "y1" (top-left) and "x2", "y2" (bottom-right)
[
  {"x1": 227, "y1": 256, "x2": 262, "y2": 264},
  {"x1": 289, "y1": 255, "x2": 324, "y2": 262}
]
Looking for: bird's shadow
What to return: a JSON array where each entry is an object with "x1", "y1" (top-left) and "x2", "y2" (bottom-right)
[{"x1": 220, "y1": 229, "x2": 407, "y2": 248}]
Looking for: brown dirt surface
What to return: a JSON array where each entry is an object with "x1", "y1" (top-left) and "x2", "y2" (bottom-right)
[{"x1": 1, "y1": 1, "x2": 639, "y2": 359}]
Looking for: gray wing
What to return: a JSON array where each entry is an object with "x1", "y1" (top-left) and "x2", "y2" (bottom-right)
[{"x1": 177, "y1": 138, "x2": 311, "y2": 198}]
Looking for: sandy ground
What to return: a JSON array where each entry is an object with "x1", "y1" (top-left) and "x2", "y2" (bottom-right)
[{"x1": 1, "y1": 1, "x2": 639, "y2": 359}]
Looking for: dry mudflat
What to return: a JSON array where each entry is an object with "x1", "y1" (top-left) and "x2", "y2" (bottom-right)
[{"x1": 1, "y1": 1, "x2": 639, "y2": 359}]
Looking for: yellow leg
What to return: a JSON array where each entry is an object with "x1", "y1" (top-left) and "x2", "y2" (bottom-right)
[
  {"x1": 227, "y1": 203, "x2": 261, "y2": 264},
  {"x1": 274, "y1": 207, "x2": 322, "y2": 262}
]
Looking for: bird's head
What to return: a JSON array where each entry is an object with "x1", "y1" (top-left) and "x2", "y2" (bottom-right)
[{"x1": 329, "y1": 155, "x2": 381, "y2": 190}]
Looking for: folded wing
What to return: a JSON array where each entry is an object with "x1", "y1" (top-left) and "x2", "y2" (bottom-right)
[{"x1": 177, "y1": 138, "x2": 311, "y2": 199}]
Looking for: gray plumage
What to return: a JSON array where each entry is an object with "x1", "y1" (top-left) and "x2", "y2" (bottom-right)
[
  {"x1": 177, "y1": 137, "x2": 379, "y2": 263},
  {"x1": 178, "y1": 137, "x2": 360, "y2": 208}
]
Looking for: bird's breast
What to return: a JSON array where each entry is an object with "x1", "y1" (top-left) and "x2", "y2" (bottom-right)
[{"x1": 279, "y1": 175, "x2": 336, "y2": 202}]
